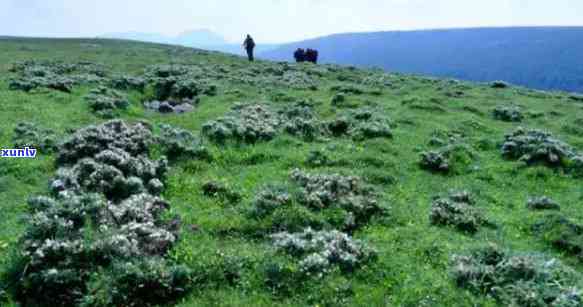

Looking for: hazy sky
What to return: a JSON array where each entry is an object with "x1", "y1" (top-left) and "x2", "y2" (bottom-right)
[{"x1": 1, "y1": 0, "x2": 582, "y2": 43}]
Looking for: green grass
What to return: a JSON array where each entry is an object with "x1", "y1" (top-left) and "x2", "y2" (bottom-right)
[{"x1": 1, "y1": 37, "x2": 583, "y2": 306}]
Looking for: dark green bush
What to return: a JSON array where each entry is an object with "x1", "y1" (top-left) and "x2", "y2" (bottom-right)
[
  {"x1": 452, "y1": 244, "x2": 582, "y2": 306},
  {"x1": 501, "y1": 127, "x2": 583, "y2": 175},
  {"x1": 12, "y1": 122, "x2": 58, "y2": 153},
  {"x1": 420, "y1": 143, "x2": 475, "y2": 174},
  {"x1": 491, "y1": 80, "x2": 510, "y2": 88},
  {"x1": 110, "y1": 75, "x2": 146, "y2": 91},
  {"x1": 533, "y1": 214, "x2": 583, "y2": 260},
  {"x1": 82, "y1": 259, "x2": 192, "y2": 307},
  {"x1": 202, "y1": 180, "x2": 242, "y2": 205},
  {"x1": 249, "y1": 185, "x2": 293, "y2": 218},
  {"x1": 84, "y1": 86, "x2": 129, "y2": 118},
  {"x1": 527, "y1": 196, "x2": 560, "y2": 210},
  {"x1": 158, "y1": 124, "x2": 211, "y2": 161},
  {"x1": 326, "y1": 107, "x2": 392, "y2": 140},
  {"x1": 430, "y1": 190, "x2": 486, "y2": 233},
  {"x1": 493, "y1": 105, "x2": 523, "y2": 122}
]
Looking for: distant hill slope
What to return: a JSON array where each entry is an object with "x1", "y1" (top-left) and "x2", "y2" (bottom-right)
[
  {"x1": 102, "y1": 29, "x2": 280, "y2": 55},
  {"x1": 260, "y1": 27, "x2": 583, "y2": 93}
]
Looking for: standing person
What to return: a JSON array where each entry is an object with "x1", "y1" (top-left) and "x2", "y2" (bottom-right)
[{"x1": 242, "y1": 34, "x2": 256, "y2": 62}]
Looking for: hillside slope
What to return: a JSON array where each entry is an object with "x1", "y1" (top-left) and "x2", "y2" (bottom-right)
[
  {"x1": 102, "y1": 30, "x2": 281, "y2": 55},
  {"x1": 260, "y1": 27, "x2": 583, "y2": 93},
  {"x1": 1, "y1": 38, "x2": 583, "y2": 306}
]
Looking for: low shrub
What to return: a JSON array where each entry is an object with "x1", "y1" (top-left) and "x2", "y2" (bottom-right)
[
  {"x1": 201, "y1": 181, "x2": 242, "y2": 205},
  {"x1": 501, "y1": 127, "x2": 583, "y2": 175},
  {"x1": 420, "y1": 143, "x2": 475, "y2": 174},
  {"x1": 527, "y1": 196, "x2": 560, "y2": 210},
  {"x1": 330, "y1": 93, "x2": 346, "y2": 107},
  {"x1": 290, "y1": 169, "x2": 386, "y2": 229},
  {"x1": 326, "y1": 107, "x2": 392, "y2": 140},
  {"x1": 271, "y1": 228, "x2": 376, "y2": 277},
  {"x1": 248, "y1": 169, "x2": 387, "y2": 232},
  {"x1": 12, "y1": 122, "x2": 58, "y2": 153},
  {"x1": 8, "y1": 60, "x2": 106, "y2": 93},
  {"x1": 202, "y1": 103, "x2": 280, "y2": 144},
  {"x1": 82, "y1": 259, "x2": 192, "y2": 307},
  {"x1": 109, "y1": 75, "x2": 146, "y2": 91},
  {"x1": 305, "y1": 150, "x2": 331, "y2": 167},
  {"x1": 57, "y1": 120, "x2": 154, "y2": 165},
  {"x1": 279, "y1": 101, "x2": 325, "y2": 141},
  {"x1": 493, "y1": 105, "x2": 523, "y2": 122},
  {"x1": 158, "y1": 124, "x2": 211, "y2": 161},
  {"x1": 9, "y1": 76, "x2": 74, "y2": 93},
  {"x1": 452, "y1": 244, "x2": 582, "y2": 306},
  {"x1": 249, "y1": 185, "x2": 293, "y2": 218},
  {"x1": 533, "y1": 214, "x2": 583, "y2": 260},
  {"x1": 330, "y1": 84, "x2": 365, "y2": 95},
  {"x1": 491, "y1": 80, "x2": 510, "y2": 88},
  {"x1": 430, "y1": 190, "x2": 485, "y2": 233},
  {"x1": 84, "y1": 86, "x2": 130, "y2": 118}
]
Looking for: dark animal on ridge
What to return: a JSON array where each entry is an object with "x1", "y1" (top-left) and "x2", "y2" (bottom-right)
[
  {"x1": 305, "y1": 48, "x2": 318, "y2": 64},
  {"x1": 293, "y1": 48, "x2": 318, "y2": 64},
  {"x1": 294, "y1": 48, "x2": 306, "y2": 63}
]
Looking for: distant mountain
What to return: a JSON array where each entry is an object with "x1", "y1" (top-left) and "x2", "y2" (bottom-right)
[
  {"x1": 259, "y1": 27, "x2": 583, "y2": 93},
  {"x1": 174, "y1": 29, "x2": 227, "y2": 46},
  {"x1": 101, "y1": 29, "x2": 280, "y2": 55}
]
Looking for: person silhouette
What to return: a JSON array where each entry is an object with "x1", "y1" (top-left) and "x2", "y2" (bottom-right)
[{"x1": 242, "y1": 34, "x2": 256, "y2": 62}]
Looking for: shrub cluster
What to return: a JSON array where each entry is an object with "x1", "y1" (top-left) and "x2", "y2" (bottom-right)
[
  {"x1": 271, "y1": 228, "x2": 376, "y2": 277},
  {"x1": 430, "y1": 190, "x2": 485, "y2": 233},
  {"x1": 291, "y1": 169, "x2": 386, "y2": 229},
  {"x1": 9, "y1": 76, "x2": 74, "y2": 93},
  {"x1": 330, "y1": 84, "x2": 365, "y2": 95},
  {"x1": 145, "y1": 64, "x2": 217, "y2": 102},
  {"x1": 491, "y1": 80, "x2": 510, "y2": 88},
  {"x1": 8, "y1": 60, "x2": 106, "y2": 93},
  {"x1": 280, "y1": 71, "x2": 318, "y2": 90},
  {"x1": 420, "y1": 143, "x2": 475, "y2": 174},
  {"x1": 327, "y1": 108, "x2": 393, "y2": 140},
  {"x1": 157, "y1": 124, "x2": 211, "y2": 161},
  {"x1": 13, "y1": 120, "x2": 190, "y2": 306},
  {"x1": 250, "y1": 185, "x2": 293, "y2": 218},
  {"x1": 109, "y1": 75, "x2": 146, "y2": 91},
  {"x1": 501, "y1": 127, "x2": 583, "y2": 174},
  {"x1": 493, "y1": 105, "x2": 523, "y2": 122},
  {"x1": 452, "y1": 244, "x2": 582, "y2": 306},
  {"x1": 12, "y1": 122, "x2": 58, "y2": 153},
  {"x1": 249, "y1": 169, "x2": 387, "y2": 232},
  {"x1": 202, "y1": 102, "x2": 333, "y2": 144},
  {"x1": 278, "y1": 101, "x2": 325, "y2": 141},
  {"x1": 84, "y1": 86, "x2": 130, "y2": 118},
  {"x1": 361, "y1": 74, "x2": 393, "y2": 88},
  {"x1": 305, "y1": 150, "x2": 331, "y2": 167},
  {"x1": 202, "y1": 103, "x2": 281, "y2": 144},
  {"x1": 527, "y1": 196, "x2": 560, "y2": 210},
  {"x1": 533, "y1": 214, "x2": 583, "y2": 260},
  {"x1": 201, "y1": 180, "x2": 241, "y2": 204}
]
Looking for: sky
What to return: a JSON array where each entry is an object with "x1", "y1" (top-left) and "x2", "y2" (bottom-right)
[{"x1": 1, "y1": 0, "x2": 582, "y2": 43}]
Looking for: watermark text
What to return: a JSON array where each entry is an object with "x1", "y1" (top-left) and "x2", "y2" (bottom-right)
[{"x1": 0, "y1": 147, "x2": 37, "y2": 158}]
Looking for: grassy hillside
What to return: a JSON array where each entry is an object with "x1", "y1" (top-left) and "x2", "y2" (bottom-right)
[
  {"x1": 1, "y1": 37, "x2": 583, "y2": 306},
  {"x1": 260, "y1": 27, "x2": 583, "y2": 93}
]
